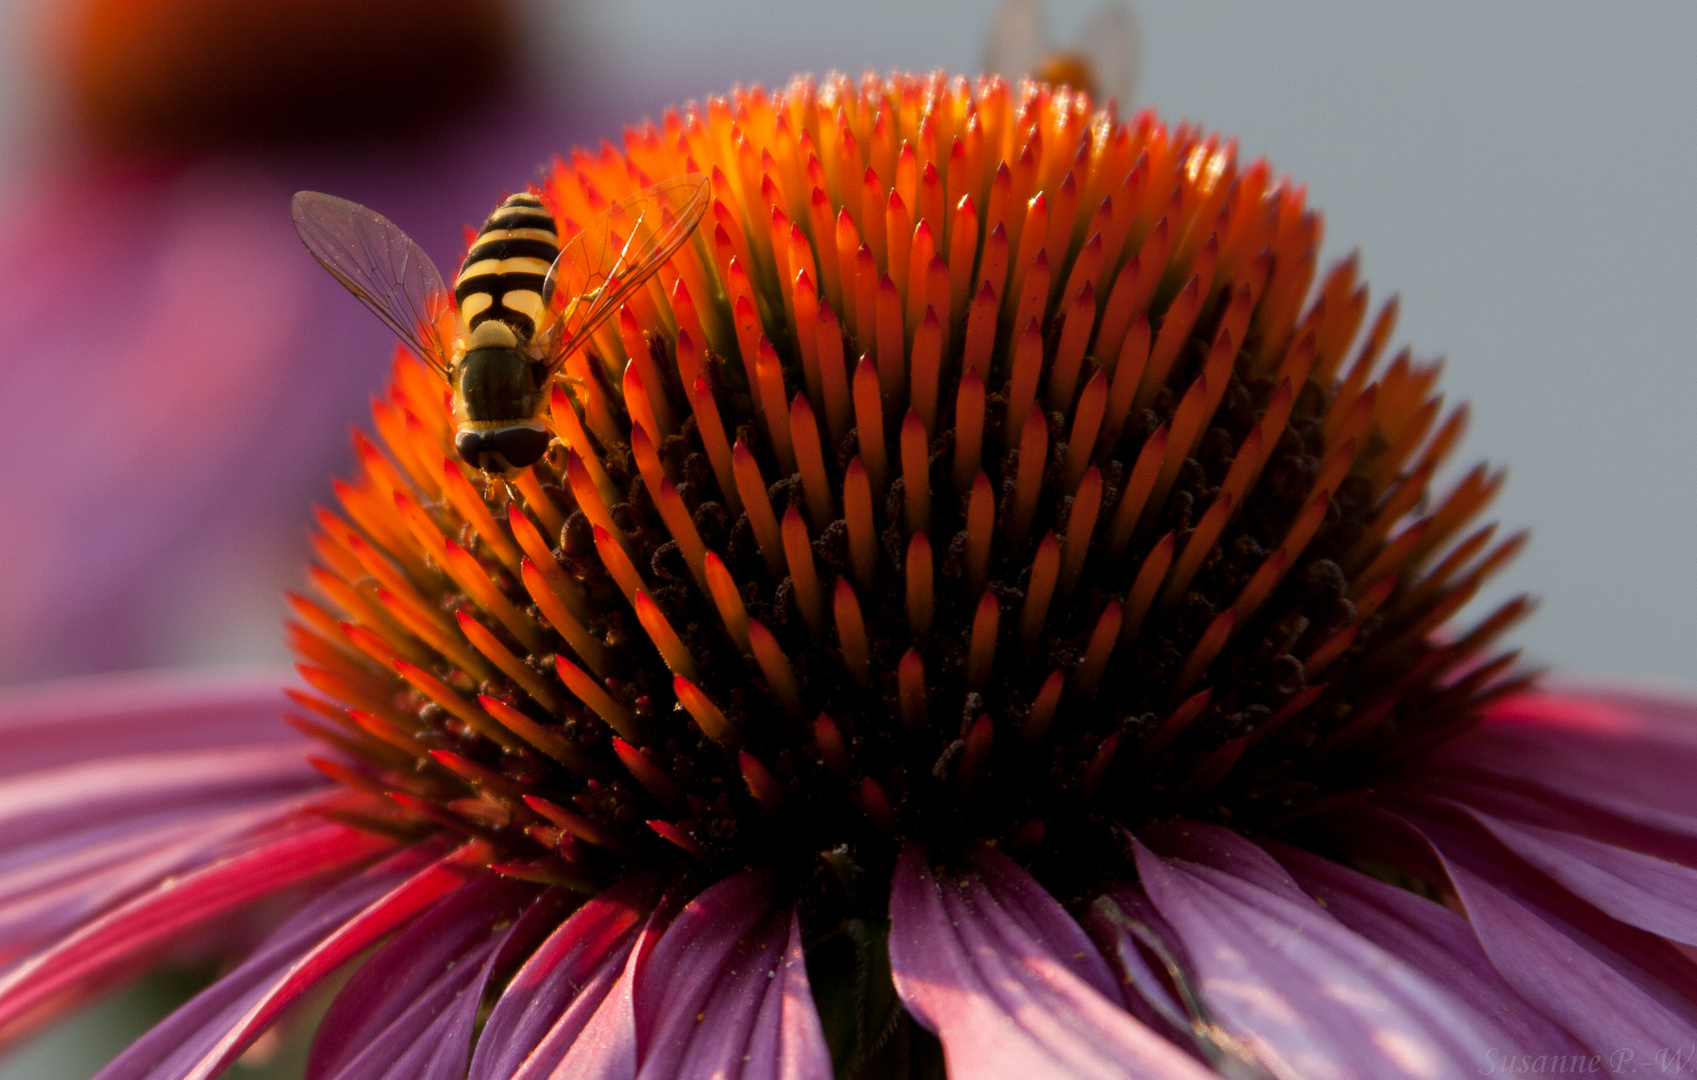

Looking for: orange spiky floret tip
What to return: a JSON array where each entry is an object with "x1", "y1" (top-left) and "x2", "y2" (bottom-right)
[{"x1": 289, "y1": 72, "x2": 1529, "y2": 901}]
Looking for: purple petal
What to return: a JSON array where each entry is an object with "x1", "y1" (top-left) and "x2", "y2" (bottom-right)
[
  {"x1": 889, "y1": 845, "x2": 1214, "y2": 1080},
  {"x1": 639, "y1": 902, "x2": 829, "y2": 1080},
  {"x1": 1140, "y1": 820, "x2": 1317, "y2": 904},
  {"x1": 0, "y1": 743, "x2": 322, "y2": 850},
  {"x1": 621, "y1": 871, "x2": 826, "y2": 1080},
  {"x1": 1386, "y1": 804, "x2": 1697, "y2": 1055},
  {"x1": 0, "y1": 821, "x2": 392, "y2": 1048},
  {"x1": 91, "y1": 839, "x2": 478, "y2": 1080},
  {"x1": 309, "y1": 874, "x2": 539, "y2": 1079},
  {"x1": 1132, "y1": 831, "x2": 1505, "y2": 1079},
  {"x1": 0, "y1": 742, "x2": 326, "y2": 959},
  {"x1": 468, "y1": 878, "x2": 659, "y2": 1080},
  {"x1": 1398, "y1": 801, "x2": 1697, "y2": 1007},
  {"x1": 547, "y1": 894, "x2": 677, "y2": 1080},
  {"x1": 1422, "y1": 772, "x2": 1697, "y2": 868},
  {"x1": 311, "y1": 875, "x2": 540, "y2": 1080},
  {"x1": 1265, "y1": 841, "x2": 1582, "y2": 1059},
  {"x1": 0, "y1": 671, "x2": 304, "y2": 779},
  {"x1": 964, "y1": 846, "x2": 1123, "y2": 999},
  {"x1": 738, "y1": 912, "x2": 832, "y2": 1080},
  {"x1": 1445, "y1": 800, "x2": 1697, "y2": 946}
]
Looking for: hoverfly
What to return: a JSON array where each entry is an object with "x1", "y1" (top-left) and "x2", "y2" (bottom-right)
[
  {"x1": 985, "y1": 0, "x2": 1141, "y2": 108},
  {"x1": 291, "y1": 173, "x2": 711, "y2": 475}
]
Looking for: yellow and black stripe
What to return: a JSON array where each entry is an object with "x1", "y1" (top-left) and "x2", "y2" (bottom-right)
[{"x1": 453, "y1": 192, "x2": 560, "y2": 341}]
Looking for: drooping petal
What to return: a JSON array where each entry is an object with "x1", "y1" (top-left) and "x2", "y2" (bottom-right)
[
  {"x1": 0, "y1": 743, "x2": 322, "y2": 849},
  {"x1": 0, "y1": 742, "x2": 326, "y2": 953},
  {"x1": 468, "y1": 878, "x2": 660, "y2": 1080},
  {"x1": 0, "y1": 795, "x2": 314, "y2": 967},
  {"x1": 1381, "y1": 805, "x2": 1697, "y2": 1060},
  {"x1": 0, "y1": 676, "x2": 333, "y2": 973},
  {"x1": 631, "y1": 871, "x2": 829, "y2": 1080},
  {"x1": 1264, "y1": 841, "x2": 1582, "y2": 1059},
  {"x1": 547, "y1": 893, "x2": 675, "y2": 1080},
  {"x1": 308, "y1": 873, "x2": 539, "y2": 1080},
  {"x1": 92, "y1": 839, "x2": 483, "y2": 1080},
  {"x1": 1445, "y1": 800, "x2": 1697, "y2": 946},
  {"x1": 0, "y1": 671, "x2": 304, "y2": 779},
  {"x1": 1401, "y1": 799, "x2": 1697, "y2": 1010},
  {"x1": 738, "y1": 912, "x2": 833, "y2": 1080},
  {"x1": 888, "y1": 845, "x2": 1214, "y2": 1080},
  {"x1": 0, "y1": 820, "x2": 391, "y2": 1048},
  {"x1": 1131, "y1": 830, "x2": 1504, "y2": 1080},
  {"x1": 542, "y1": 872, "x2": 830, "y2": 1080}
]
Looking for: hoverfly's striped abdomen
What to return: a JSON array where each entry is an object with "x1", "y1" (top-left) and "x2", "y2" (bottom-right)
[{"x1": 453, "y1": 192, "x2": 559, "y2": 341}]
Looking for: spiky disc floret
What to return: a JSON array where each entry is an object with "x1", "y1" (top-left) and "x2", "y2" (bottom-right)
[{"x1": 290, "y1": 73, "x2": 1529, "y2": 909}]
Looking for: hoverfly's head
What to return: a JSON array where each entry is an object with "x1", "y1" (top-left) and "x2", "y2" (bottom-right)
[{"x1": 454, "y1": 424, "x2": 551, "y2": 474}]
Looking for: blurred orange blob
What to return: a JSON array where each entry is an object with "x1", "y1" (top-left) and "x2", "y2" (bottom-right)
[
  {"x1": 1032, "y1": 51, "x2": 1099, "y2": 97},
  {"x1": 62, "y1": 0, "x2": 514, "y2": 152}
]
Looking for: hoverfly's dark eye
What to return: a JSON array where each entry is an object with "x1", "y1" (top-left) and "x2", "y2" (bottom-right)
[
  {"x1": 455, "y1": 430, "x2": 487, "y2": 469},
  {"x1": 455, "y1": 427, "x2": 551, "y2": 472}
]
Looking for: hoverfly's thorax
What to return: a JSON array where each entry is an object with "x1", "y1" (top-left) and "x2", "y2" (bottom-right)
[
  {"x1": 453, "y1": 191, "x2": 560, "y2": 344},
  {"x1": 456, "y1": 346, "x2": 540, "y2": 424}
]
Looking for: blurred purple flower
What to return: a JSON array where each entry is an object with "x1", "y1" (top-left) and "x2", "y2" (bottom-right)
[{"x1": 0, "y1": 98, "x2": 611, "y2": 683}]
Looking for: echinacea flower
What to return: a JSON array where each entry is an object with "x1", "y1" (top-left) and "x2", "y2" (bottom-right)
[{"x1": 3, "y1": 72, "x2": 1696, "y2": 1080}]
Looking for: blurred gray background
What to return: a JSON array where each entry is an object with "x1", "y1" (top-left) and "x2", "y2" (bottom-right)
[{"x1": 0, "y1": 0, "x2": 1691, "y2": 683}]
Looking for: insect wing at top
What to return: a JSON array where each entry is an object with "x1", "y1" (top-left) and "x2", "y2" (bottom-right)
[
  {"x1": 541, "y1": 173, "x2": 711, "y2": 376},
  {"x1": 984, "y1": 0, "x2": 1141, "y2": 109},
  {"x1": 290, "y1": 192, "x2": 453, "y2": 375}
]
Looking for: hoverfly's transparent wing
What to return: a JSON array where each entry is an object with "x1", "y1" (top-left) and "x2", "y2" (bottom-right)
[
  {"x1": 984, "y1": 0, "x2": 1050, "y2": 85},
  {"x1": 1080, "y1": 2, "x2": 1141, "y2": 109},
  {"x1": 541, "y1": 174, "x2": 711, "y2": 377},
  {"x1": 291, "y1": 191, "x2": 453, "y2": 376}
]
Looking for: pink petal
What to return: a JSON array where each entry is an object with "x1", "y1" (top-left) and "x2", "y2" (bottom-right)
[
  {"x1": 1434, "y1": 687, "x2": 1697, "y2": 836},
  {"x1": 0, "y1": 743, "x2": 322, "y2": 849},
  {"x1": 469, "y1": 878, "x2": 660, "y2": 1080},
  {"x1": 545, "y1": 873, "x2": 831, "y2": 1080},
  {"x1": 1132, "y1": 831, "x2": 1504, "y2": 1080},
  {"x1": 309, "y1": 874, "x2": 540, "y2": 1080},
  {"x1": 1265, "y1": 841, "x2": 1582, "y2": 1058},
  {"x1": 738, "y1": 912, "x2": 833, "y2": 1080},
  {"x1": 0, "y1": 671, "x2": 303, "y2": 779},
  {"x1": 1420, "y1": 771, "x2": 1697, "y2": 868},
  {"x1": 0, "y1": 820, "x2": 392, "y2": 1048},
  {"x1": 548, "y1": 891, "x2": 678, "y2": 1080},
  {"x1": 309, "y1": 874, "x2": 538, "y2": 1078},
  {"x1": 1140, "y1": 819, "x2": 1318, "y2": 903},
  {"x1": 0, "y1": 796, "x2": 312, "y2": 966},
  {"x1": 888, "y1": 845, "x2": 1214, "y2": 1080},
  {"x1": 91, "y1": 839, "x2": 481, "y2": 1080}
]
